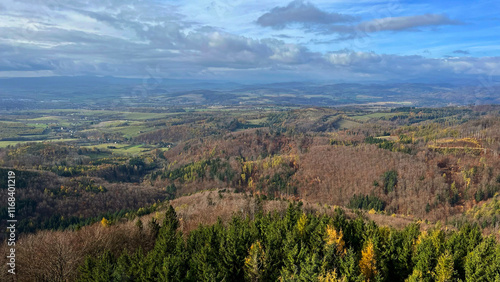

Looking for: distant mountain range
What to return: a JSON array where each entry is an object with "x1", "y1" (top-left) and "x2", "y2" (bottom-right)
[{"x1": 1, "y1": 76, "x2": 499, "y2": 109}]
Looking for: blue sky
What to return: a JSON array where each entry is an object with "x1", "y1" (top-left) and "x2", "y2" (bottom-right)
[{"x1": 0, "y1": 0, "x2": 499, "y2": 83}]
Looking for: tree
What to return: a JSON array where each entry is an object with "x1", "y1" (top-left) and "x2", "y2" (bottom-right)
[
  {"x1": 135, "y1": 218, "x2": 143, "y2": 233},
  {"x1": 324, "y1": 224, "x2": 345, "y2": 255},
  {"x1": 78, "y1": 256, "x2": 96, "y2": 281},
  {"x1": 100, "y1": 217, "x2": 110, "y2": 228},
  {"x1": 411, "y1": 228, "x2": 446, "y2": 282},
  {"x1": 318, "y1": 269, "x2": 346, "y2": 282},
  {"x1": 382, "y1": 170, "x2": 398, "y2": 194},
  {"x1": 77, "y1": 250, "x2": 115, "y2": 282},
  {"x1": 359, "y1": 240, "x2": 377, "y2": 281},
  {"x1": 434, "y1": 251, "x2": 454, "y2": 282},
  {"x1": 297, "y1": 213, "x2": 308, "y2": 238},
  {"x1": 338, "y1": 248, "x2": 361, "y2": 281},
  {"x1": 143, "y1": 205, "x2": 183, "y2": 280},
  {"x1": 245, "y1": 241, "x2": 266, "y2": 282},
  {"x1": 148, "y1": 218, "x2": 160, "y2": 239},
  {"x1": 406, "y1": 269, "x2": 424, "y2": 282},
  {"x1": 465, "y1": 237, "x2": 497, "y2": 281}
]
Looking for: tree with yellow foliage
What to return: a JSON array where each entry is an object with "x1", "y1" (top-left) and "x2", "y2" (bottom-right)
[
  {"x1": 359, "y1": 240, "x2": 377, "y2": 281},
  {"x1": 244, "y1": 241, "x2": 266, "y2": 282},
  {"x1": 100, "y1": 217, "x2": 110, "y2": 227},
  {"x1": 248, "y1": 177, "x2": 254, "y2": 189},
  {"x1": 324, "y1": 225, "x2": 345, "y2": 255},
  {"x1": 318, "y1": 269, "x2": 346, "y2": 282}
]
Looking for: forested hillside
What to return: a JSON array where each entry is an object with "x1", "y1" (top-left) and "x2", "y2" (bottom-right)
[{"x1": 2, "y1": 105, "x2": 500, "y2": 281}]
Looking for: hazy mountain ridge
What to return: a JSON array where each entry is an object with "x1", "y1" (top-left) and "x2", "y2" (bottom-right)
[{"x1": 1, "y1": 77, "x2": 499, "y2": 109}]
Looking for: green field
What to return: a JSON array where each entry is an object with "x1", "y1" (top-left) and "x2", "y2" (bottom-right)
[
  {"x1": 0, "y1": 138, "x2": 79, "y2": 148},
  {"x1": 350, "y1": 112, "x2": 397, "y2": 121},
  {"x1": 336, "y1": 119, "x2": 362, "y2": 129},
  {"x1": 80, "y1": 143, "x2": 169, "y2": 155}
]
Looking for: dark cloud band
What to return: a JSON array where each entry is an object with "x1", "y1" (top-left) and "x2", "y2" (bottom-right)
[{"x1": 256, "y1": 0, "x2": 356, "y2": 29}]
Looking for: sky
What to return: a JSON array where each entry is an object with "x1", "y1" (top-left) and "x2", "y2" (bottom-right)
[{"x1": 1, "y1": 0, "x2": 499, "y2": 83}]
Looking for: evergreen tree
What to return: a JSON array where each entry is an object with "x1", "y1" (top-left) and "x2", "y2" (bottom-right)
[
  {"x1": 338, "y1": 248, "x2": 362, "y2": 282},
  {"x1": 77, "y1": 250, "x2": 116, "y2": 282},
  {"x1": 433, "y1": 251, "x2": 454, "y2": 282},
  {"x1": 143, "y1": 205, "x2": 185, "y2": 280},
  {"x1": 135, "y1": 218, "x2": 143, "y2": 233},
  {"x1": 465, "y1": 237, "x2": 497, "y2": 281},
  {"x1": 78, "y1": 256, "x2": 96, "y2": 281},
  {"x1": 112, "y1": 250, "x2": 133, "y2": 281},
  {"x1": 445, "y1": 223, "x2": 482, "y2": 279},
  {"x1": 412, "y1": 228, "x2": 445, "y2": 282}
]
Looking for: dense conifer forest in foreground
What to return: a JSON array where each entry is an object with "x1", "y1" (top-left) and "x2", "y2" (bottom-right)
[{"x1": 79, "y1": 204, "x2": 500, "y2": 282}]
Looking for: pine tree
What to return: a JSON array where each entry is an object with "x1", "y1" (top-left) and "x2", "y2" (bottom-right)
[
  {"x1": 279, "y1": 244, "x2": 301, "y2": 281},
  {"x1": 298, "y1": 253, "x2": 320, "y2": 281},
  {"x1": 143, "y1": 205, "x2": 183, "y2": 280},
  {"x1": 148, "y1": 217, "x2": 160, "y2": 239},
  {"x1": 78, "y1": 250, "x2": 116, "y2": 282},
  {"x1": 297, "y1": 213, "x2": 308, "y2": 238},
  {"x1": 112, "y1": 250, "x2": 133, "y2": 281},
  {"x1": 445, "y1": 223, "x2": 482, "y2": 279},
  {"x1": 406, "y1": 269, "x2": 424, "y2": 282},
  {"x1": 339, "y1": 248, "x2": 361, "y2": 281},
  {"x1": 135, "y1": 218, "x2": 143, "y2": 233},
  {"x1": 412, "y1": 229, "x2": 443, "y2": 282},
  {"x1": 158, "y1": 236, "x2": 188, "y2": 281},
  {"x1": 219, "y1": 216, "x2": 256, "y2": 281},
  {"x1": 434, "y1": 251, "x2": 454, "y2": 282},
  {"x1": 78, "y1": 256, "x2": 96, "y2": 281},
  {"x1": 187, "y1": 220, "x2": 226, "y2": 281},
  {"x1": 465, "y1": 237, "x2": 496, "y2": 281}
]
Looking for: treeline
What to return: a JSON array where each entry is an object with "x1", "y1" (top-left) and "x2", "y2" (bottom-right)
[
  {"x1": 387, "y1": 107, "x2": 478, "y2": 125},
  {"x1": 0, "y1": 166, "x2": 167, "y2": 239},
  {"x1": 348, "y1": 194, "x2": 385, "y2": 211},
  {"x1": 150, "y1": 158, "x2": 235, "y2": 184},
  {"x1": 364, "y1": 136, "x2": 413, "y2": 154},
  {"x1": 0, "y1": 198, "x2": 162, "y2": 235},
  {"x1": 79, "y1": 204, "x2": 500, "y2": 281}
]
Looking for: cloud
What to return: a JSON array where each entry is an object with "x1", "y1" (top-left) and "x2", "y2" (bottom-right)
[
  {"x1": 272, "y1": 34, "x2": 296, "y2": 39},
  {"x1": 327, "y1": 14, "x2": 462, "y2": 37},
  {"x1": 255, "y1": 1, "x2": 461, "y2": 40},
  {"x1": 324, "y1": 50, "x2": 500, "y2": 81},
  {"x1": 0, "y1": 0, "x2": 319, "y2": 78},
  {"x1": 453, "y1": 49, "x2": 470, "y2": 55},
  {"x1": 359, "y1": 14, "x2": 460, "y2": 32},
  {"x1": 256, "y1": 0, "x2": 356, "y2": 29},
  {"x1": 0, "y1": 0, "x2": 497, "y2": 84}
]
